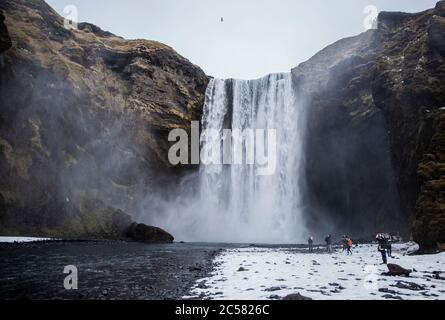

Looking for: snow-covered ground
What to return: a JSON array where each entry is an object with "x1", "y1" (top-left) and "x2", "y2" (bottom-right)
[
  {"x1": 0, "y1": 236, "x2": 54, "y2": 243},
  {"x1": 187, "y1": 243, "x2": 445, "y2": 300}
]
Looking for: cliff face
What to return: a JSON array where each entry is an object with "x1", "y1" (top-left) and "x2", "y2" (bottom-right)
[
  {"x1": 296, "y1": 1, "x2": 445, "y2": 249},
  {"x1": 294, "y1": 30, "x2": 403, "y2": 239},
  {"x1": 0, "y1": 0, "x2": 208, "y2": 238},
  {"x1": 373, "y1": 2, "x2": 445, "y2": 249}
]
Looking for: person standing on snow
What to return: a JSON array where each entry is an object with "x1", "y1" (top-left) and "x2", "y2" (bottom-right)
[
  {"x1": 386, "y1": 234, "x2": 394, "y2": 258},
  {"x1": 308, "y1": 236, "x2": 314, "y2": 253},
  {"x1": 325, "y1": 234, "x2": 332, "y2": 253},
  {"x1": 346, "y1": 238, "x2": 353, "y2": 255},
  {"x1": 376, "y1": 234, "x2": 388, "y2": 264}
]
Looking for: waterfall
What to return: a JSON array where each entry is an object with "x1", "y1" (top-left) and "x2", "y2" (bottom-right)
[
  {"x1": 195, "y1": 73, "x2": 306, "y2": 243},
  {"x1": 159, "y1": 73, "x2": 307, "y2": 243}
]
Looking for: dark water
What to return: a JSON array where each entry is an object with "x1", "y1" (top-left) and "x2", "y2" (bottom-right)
[{"x1": 0, "y1": 241, "x2": 228, "y2": 300}]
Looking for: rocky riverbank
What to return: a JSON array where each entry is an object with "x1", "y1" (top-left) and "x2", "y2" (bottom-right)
[{"x1": 0, "y1": 241, "x2": 223, "y2": 300}]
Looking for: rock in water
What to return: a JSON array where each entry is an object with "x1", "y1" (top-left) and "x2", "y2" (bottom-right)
[
  {"x1": 386, "y1": 264, "x2": 412, "y2": 277},
  {"x1": 282, "y1": 293, "x2": 313, "y2": 301},
  {"x1": 126, "y1": 223, "x2": 174, "y2": 243}
]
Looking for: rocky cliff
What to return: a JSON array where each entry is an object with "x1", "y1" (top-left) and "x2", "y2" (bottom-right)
[
  {"x1": 0, "y1": 0, "x2": 208, "y2": 239},
  {"x1": 296, "y1": 1, "x2": 445, "y2": 250}
]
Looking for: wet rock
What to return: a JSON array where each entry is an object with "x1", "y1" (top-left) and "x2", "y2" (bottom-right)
[
  {"x1": 282, "y1": 293, "x2": 312, "y2": 301},
  {"x1": 188, "y1": 263, "x2": 203, "y2": 272},
  {"x1": 265, "y1": 286, "x2": 287, "y2": 292},
  {"x1": 196, "y1": 281, "x2": 208, "y2": 289},
  {"x1": 421, "y1": 292, "x2": 439, "y2": 297},
  {"x1": 126, "y1": 223, "x2": 174, "y2": 243},
  {"x1": 379, "y1": 288, "x2": 399, "y2": 295},
  {"x1": 383, "y1": 264, "x2": 412, "y2": 277},
  {"x1": 392, "y1": 281, "x2": 425, "y2": 291},
  {"x1": 381, "y1": 294, "x2": 403, "y2": 300}
]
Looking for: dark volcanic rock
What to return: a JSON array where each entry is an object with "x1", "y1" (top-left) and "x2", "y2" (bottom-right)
[
  {"x1": 126, "y1": 223, "x2": 174, "y2": 243},
  {"x1": 295, "y1": 29, "x2": 404, "y2": 238},
  {"x1": 428, "y1": 15, "x2": 445, "y2": 55},
  {"x1": 0, "y1": 10, "x2": 11, "y2": 53},
  {"x1": 393, "y1": 281, "x2": 426, "y2": 291},
  {"x1": 282, "y1": 293, "x2": 313, "y2": 300},
  {"x1": 0, "y1": 0, "x2": 208, "y2": 238},
  {"x1": 379, "y1": 288, "x2": 399, "y2": 295},
  {"x1": 384, "y1": 264, "x2": 412, "y2": 277}
]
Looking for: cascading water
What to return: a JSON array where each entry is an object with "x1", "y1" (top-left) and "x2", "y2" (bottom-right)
[{"x1": 159, "y1": 73, "x2": 307, "y2": 243}]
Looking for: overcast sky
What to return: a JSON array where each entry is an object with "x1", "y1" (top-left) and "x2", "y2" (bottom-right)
[{"x1": 47, "y1": 0, "x2": 438, "y2": 79}]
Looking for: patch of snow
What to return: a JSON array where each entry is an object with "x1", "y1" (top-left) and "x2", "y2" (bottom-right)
[
  {"x1": 0, "y1": 236, "x2": 54, "y2": 243},
  {"x1": 187, "y1": 244, "x2": 445, "y2": 300}
]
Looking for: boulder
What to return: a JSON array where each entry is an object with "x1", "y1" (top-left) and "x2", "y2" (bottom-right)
[
  {"x1": 126, "y1": 223, "x2": 174, "y2": 243},
  {"x1": 393, "y1": 281, "x2": 425, "y2": 291},
  {"x1": 384, "y1": 264, "x2": 412, "y2": 277},
  {"x1": 282, "y1": 293, "x2": 313, "y2": 301}
]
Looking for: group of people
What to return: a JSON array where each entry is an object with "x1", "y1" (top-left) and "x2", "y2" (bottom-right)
[
  {"x1": 307, "y1": 234, "x2": 353, "y2": 254},
  {"x1": 306, "y1": 233, "x2": 396, "y2": 264}
]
